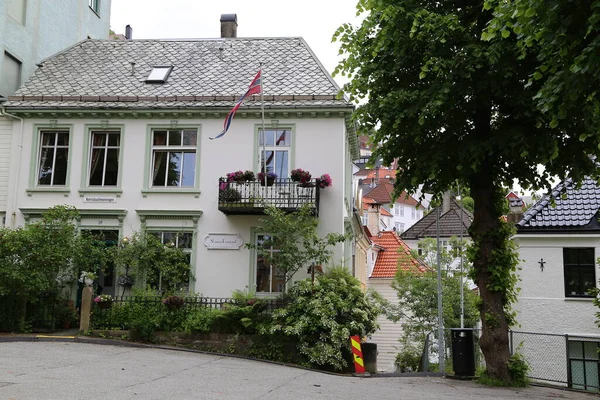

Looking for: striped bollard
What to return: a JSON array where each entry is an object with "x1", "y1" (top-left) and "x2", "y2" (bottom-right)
[{"x1": 350, "y1": 335, "x2": 366, "y2": 374}]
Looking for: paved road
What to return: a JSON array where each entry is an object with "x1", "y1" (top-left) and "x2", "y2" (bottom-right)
[{"x1": 0, "y1": 341, "x2": 594, "y2": 400}]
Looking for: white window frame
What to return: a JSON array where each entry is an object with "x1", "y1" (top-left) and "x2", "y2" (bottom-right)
[
  {"x1": 89, "y1": 0, "x2": 99, "y2": 13},
  {"x1": 36, "y1": 130, "x2": 70, "y2": 186},
  {"x1": 150, "y1": 230, "x2": 194, "y2": 292},
  {"x1": 258, "y1": 128, "x2": 291, "y2": 179},
  {"x1": 411, "y1": 208, "x2": 416, "y2": 219},
  {"x1": 399, "y1": 205, "x2": 404, "y2": 217},
  {"x1": 88, "y1": 130, "x2": 120, "y2": 186},
  {"x1": 255, "y1": 234, "x2": 286, "y2": 294},
  {"x1": 150, "y1": 129, "x2": 197, "y2": 188}
]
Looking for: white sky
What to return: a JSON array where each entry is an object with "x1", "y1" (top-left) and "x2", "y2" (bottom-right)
[{"x1": 109, "y1": 0, "x2": 362, "y2": 88}]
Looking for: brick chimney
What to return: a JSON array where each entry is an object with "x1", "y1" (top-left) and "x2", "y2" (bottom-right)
[{"x1": 220, "y1": 14, "x2": 238, "y2": 38}]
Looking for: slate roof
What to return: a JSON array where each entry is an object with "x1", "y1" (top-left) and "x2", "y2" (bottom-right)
[
  {"x1": 368, "y1": 231, "x2": 428, "y2": 278},
  {"x1": 517, "y1": 177, "x2": 600, "y2": 232},
  {"x1": 5, "y1": 38, "x2": 352, "y2": 110},
  {"x1": 400, "y1": 197, "x2": 472, "y2": 240}
]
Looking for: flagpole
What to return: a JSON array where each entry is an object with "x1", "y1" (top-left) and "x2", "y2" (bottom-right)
[{"x1": 260, "y1": 63, "x2": 266, "y2": 186}]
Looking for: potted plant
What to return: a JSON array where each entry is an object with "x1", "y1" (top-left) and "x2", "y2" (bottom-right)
[
  {"x1": 291, "y1": 168, "x2": 313, "y2": 187},
  {"x1": 226, "y1": 170, "x2": 246, "y2": 183},
  {"x1": 94, "y1": 294, "x2": 113, "y2": 309},
  {"x1": 317, "y1": 173, "x2": 332, "y2": 189},
  {"x1": 78, "y1": 271, "x2": 97, "y2": 286},
  {"x1": 243, "y1": 170, "x2": 256, "y2": 182},
  {"x1": 258, "y1": 171, "x2": 277, "y2": 186}
]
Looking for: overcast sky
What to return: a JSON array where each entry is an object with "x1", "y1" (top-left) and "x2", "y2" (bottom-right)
[{"x1": 109, "y1": 0, "x2": 362, "y2": 88}]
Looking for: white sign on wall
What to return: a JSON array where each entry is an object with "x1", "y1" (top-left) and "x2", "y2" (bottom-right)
[
  {"x1": 83, "y1": 196, "x2": 116, "y2": 203},
  {"x1": 203, "y1": 233, "x2": 244, "y2": 250}
]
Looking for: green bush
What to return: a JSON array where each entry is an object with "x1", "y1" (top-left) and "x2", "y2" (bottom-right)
[
  {"x1": 183, "y1": 307, "x2": 222, "y2": 334},
  {"x1": 269, "y1": 266, "x2": 380, "y2": 371},
  {"x1": 508, "y1": 353, "x2": 530, "y2": 387},
  {"x1": 395, "y1": 342, "x2": 422, "y2": 372}
]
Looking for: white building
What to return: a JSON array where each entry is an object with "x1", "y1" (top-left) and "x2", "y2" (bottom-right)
[
  {"x1": 2, "y1": 16, "x2": 359, "y2": 298},
  {"x1": 0, "y1": 0, "x2": 111, "y2": 225},
  {"x1": 514, "y1": 177, "x2": 600, "y2": 390}
]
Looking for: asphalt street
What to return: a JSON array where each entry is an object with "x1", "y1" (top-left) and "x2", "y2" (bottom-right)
[{"x1": 0, "y1": 341, "x2": 595, "y2": 399}]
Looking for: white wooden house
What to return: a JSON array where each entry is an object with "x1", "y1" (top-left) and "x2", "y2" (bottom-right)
[{"x1": 2, "y1": 17, "x2": 359, "y2": 298}]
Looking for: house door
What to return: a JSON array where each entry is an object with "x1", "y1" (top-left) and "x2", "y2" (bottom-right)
[{"x1": 84, "y1": 229, "x2": 119, "y2": 297}]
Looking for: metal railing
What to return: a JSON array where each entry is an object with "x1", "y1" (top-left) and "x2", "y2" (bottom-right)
[
  {"x1": 90, "y1": 295, "x2": 287, "y2": 331},
  {"x1": 218, "y1": 178, "x2": 320, "y2": 215},
  {"x1": 510, "y1": 330, "x2": 600, "y2": 391}
]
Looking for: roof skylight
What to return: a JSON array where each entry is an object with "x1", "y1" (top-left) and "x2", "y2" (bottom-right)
[{"x1": 146, "y1": 66, "x2": 173, "y2": 83}]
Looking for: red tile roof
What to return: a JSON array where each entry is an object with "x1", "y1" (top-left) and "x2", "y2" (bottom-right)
[
  {"x1": 363, "y1": 182, "x2": 421, "y2": 207},
  {"x1": 380, "y1": 207, "x2": 392, "y2": 217},
  {"x1": 367, "y1": 231, "x2": 428, "y2": 278}
]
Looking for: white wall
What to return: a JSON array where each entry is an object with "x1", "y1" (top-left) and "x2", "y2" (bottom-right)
[
  {"x1": 367, "y1": 278, "x2": 404, "y2": 373},
  {"x1": 0, "y1": 117, "x2": 13, "y2": 211},
  {"x1": 8, "y1": 115, "x2": 349, "y2": 297},
  {"x1": 514, "y1": 235, "x2": 600, "y2": 336}
]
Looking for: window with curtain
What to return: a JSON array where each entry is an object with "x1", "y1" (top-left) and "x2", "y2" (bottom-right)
[
  {"x1": 89, "y1": 130, "x2": 120, "y2": 186},
  {"x1": 258, "y1": 128, "x2": 291, "y2": 179},
  {"x1": 151, "y1": 129, "x2": 197, "y2": 187},
  {"x1": 37, "y1": 130, "x2": 69, "y2": 186}
]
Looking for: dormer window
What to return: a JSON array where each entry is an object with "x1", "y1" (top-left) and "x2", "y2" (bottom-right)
[{"x1": 146, "y1": 66, "x2": 173, "y2": 83}]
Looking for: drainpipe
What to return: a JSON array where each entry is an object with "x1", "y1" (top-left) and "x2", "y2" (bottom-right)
[{"x1": 0, "y1": 106, "x2": 24, "y2": 228}]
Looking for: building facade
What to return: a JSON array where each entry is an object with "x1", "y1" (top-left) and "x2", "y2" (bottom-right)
[{"x1": 3, "y1": 31, "x2": 358, "y2": 297}]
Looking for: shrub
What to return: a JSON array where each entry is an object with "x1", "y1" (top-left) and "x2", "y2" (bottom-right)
[
  {"x1": 395, "y1": 341, "x2": 422, "y2": 372},
  {"x1": 182, "y1": 307, "x2": 222, "y2": 334},
  {"x1": 269, "y1": 267, "x2": 380, "y2": 371},
  {"x1": 219, "y1": 188, "x2": 242, "y2": 202}
]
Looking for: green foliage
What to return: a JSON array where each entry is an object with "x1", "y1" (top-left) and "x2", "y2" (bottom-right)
[
  {"x1": 588, "y1": 285, "x2": 600, "y2": 328},
  {"x1": 0, "y1": 206, "x2": 105, "y2": 301},
  {"x1": 485, "y1": 0, "x2": 600, "y2": 141},
  {"x1": 394, "y1": 340, "x2": 422, "y2": 372},
  {"x1": 245, "y1": 205, "x2": 348, "y2": 288},
  {"x1": 385, "y1": 265, "x2": 479, "y2": 347},
  {"x1": 112, "y1": 231, "x2": 191, "y2": 293},
  {"x1": 182, "y1": 307, "x2": 222, "y2": 334},
  {"x1": 507, "y1": 352, "x2": 530, "y2": 387},
  {"x1": 269, "y1": 267, "x2": 380, "y2": 371}
]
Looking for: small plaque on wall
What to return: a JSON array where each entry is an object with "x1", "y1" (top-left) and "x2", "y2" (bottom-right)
[{"x1": 203, "y1": 233, "x2": 244, "y2": 250}]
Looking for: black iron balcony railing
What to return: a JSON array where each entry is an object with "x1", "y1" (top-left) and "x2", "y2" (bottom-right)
[{"x1": 218, "y1": 178, "x2": 320, "y2": 215}]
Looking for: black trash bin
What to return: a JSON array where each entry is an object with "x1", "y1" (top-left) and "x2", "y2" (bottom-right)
[
  {"x1": 450, "y1": 328, "x2": 475, "y2": 377},
  {"x1": 361, "y1": 342, "x2": 377, "y2": 374}
]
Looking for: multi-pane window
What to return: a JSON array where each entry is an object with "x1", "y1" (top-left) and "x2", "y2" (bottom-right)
[
  {"x1": 256, "y1": 234, "x2": 285, "y2": 293},
  {"x1": 394, "y1": 206, "x2": 399, "y2": 216},
  {"x1": 0, "y1": 51, "x2": 22, "y2": 97},
  {"x1": 89, "y1": 0, "x2": 99, "y2": 13},
  {"x1": 151, "y1": 129, "x2": 197, "y2": 187},
  {"x1": 399, "y1": 205, "x2": 404, "y2": 217},
  {"x1": 569, "y1": 340, "x2": 600, "y2": 391},
  {"x1": 37, "y1": 130, "x2": 69, "y2": 186},
  {"x1": 151, "y1": 231, "x2": 193, "y2": 291},
  {"x1": 564, "y1": 248, "x2": 596, "y2": 297},
  {"x1": 411, "y1": 208, "x2": 416, "y2": 219},
  {"x1": 89, "y1": 131, "x2": 120, "y2": 186},
  {"x1": 259, "y1": 128, "x2": 290, "y2": 179},
  {"x1": 395, "y1": 222, "x2": 405, "y2": 234}
]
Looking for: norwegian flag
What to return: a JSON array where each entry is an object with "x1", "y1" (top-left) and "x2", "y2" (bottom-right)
[{"x1": 210, "y1": 71, "x2": 262, "y2": 140}]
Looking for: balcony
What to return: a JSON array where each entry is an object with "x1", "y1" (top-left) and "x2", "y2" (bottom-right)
[{"x1": 218, "y1": 178, "x2": 320, "y2": 216}]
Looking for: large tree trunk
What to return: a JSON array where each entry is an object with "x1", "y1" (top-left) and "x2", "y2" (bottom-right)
[{"x1": 469, "y1": 168, "x2": 511, "y2": 383}]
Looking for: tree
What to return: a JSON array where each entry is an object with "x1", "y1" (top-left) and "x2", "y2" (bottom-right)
[
  {"x1": 112, "y1": 231, "x2": 191, "y2": 294},
  {"x1": 269, "y1": 267, "x2": 380, "y2": 371},
  {"x1": 334, "y1": 0, "x2": 600, "y2": 382},
  {"x1": 245, "y1": 205, "x2": 348, "y2": 291},
  {"x1": 484, "y1": 0, "x2": 600, "y2": 132}
]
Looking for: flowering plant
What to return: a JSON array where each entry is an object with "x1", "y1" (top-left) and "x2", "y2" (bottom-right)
[
  {"x1": 227, "y1": 170, "x2": 255, "y2": 182},
  {"x1": 317, "y1": 174, "x2": 332, "y2": 188},
  {"x1": 257, "y1": 171, "x2": 277, "y2": 181},
  {"x1": 163, "y1": 295, "x2": 185, "y2": 309},
  {"x1": 94, "y1": 294, "x2": 113, "y2": 303},
  {"x1": 290, "y1": 168, "x2": 312, "y2": 183},
  {"x1": 78, "y1": 271, "x2": 97, "y2": 283}
]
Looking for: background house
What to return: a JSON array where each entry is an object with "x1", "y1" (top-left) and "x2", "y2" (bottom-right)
[
  {"x1": 0, "y1": 0, "x2": 111, "y2": 227},
  {"x1": 3, "y1": 16, "x2": 359, "y2": 298},
  {"x1": 400, "y1": 194, "x2": 472, "y2": 256},
  {"x1": 514, "y1": 177, "x2": 600, "y2": 390},
  {"x1": 365, "y1": 229, "x2": 428, "y2": 372}
]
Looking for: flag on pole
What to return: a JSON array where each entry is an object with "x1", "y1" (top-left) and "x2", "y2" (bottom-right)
[{"x1": 210, "y1": 70, "x2": 262, "y2": 140}]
